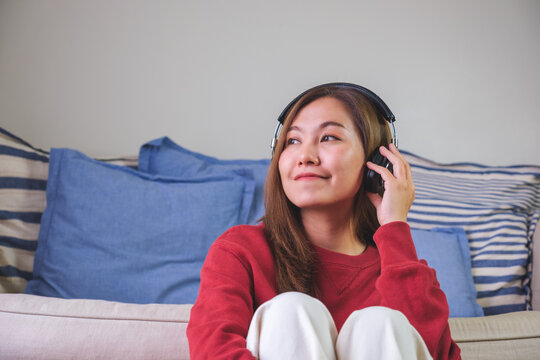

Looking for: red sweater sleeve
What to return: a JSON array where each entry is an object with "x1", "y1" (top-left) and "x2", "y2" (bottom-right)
[
  {"x1": 187, "y1": 233, "x2": 257, "y2": 359},
  {"x1": 374, "y1": 221, "x2": 461, "y2": 360}
]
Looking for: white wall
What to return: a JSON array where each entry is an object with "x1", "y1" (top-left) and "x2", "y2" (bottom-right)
[{"x1": 1, "y1": 0, "x2": 539, "y2": 165}]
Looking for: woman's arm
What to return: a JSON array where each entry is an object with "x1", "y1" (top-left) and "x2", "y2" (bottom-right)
[
  {"x1": 366, "y1": 145, "x2": 461, "y2": 359},
  {"x1": 187, "y1": 234, "x2": 257, "y2": 360},
  {"x1": 374, "y1": 222, "x2": 461, "y2": 360}
]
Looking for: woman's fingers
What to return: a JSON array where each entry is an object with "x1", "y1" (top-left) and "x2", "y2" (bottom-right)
[
  {"x1": 365, "y1": 161, "x2": 395, "y2": 191},
  {"x1": 378, "y1": 144, "x2": 410, "y2": 180},
  {"x1": 366, "y1": 144, "x2": 414, "y2": 189}
]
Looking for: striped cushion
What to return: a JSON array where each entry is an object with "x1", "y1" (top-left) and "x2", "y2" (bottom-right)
[
  {"x1": 0, "y1": 127, "x2": 137, "y2": 293},
  {"x1": 403, "y1": 151, "x2": 540, "y2": 315}
]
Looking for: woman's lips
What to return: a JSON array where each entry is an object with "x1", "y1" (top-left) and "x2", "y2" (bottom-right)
[{"x1": 294, "y1": 173, "x2": 329, "y2": 180}]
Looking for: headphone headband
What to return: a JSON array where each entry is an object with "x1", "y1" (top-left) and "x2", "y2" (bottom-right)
[
  {"x1": 277, "y1": 82, "x2": 395, "y2": 125},
  {"x1": 271, "y1": 82, "x2": 397, "y2": 156}
]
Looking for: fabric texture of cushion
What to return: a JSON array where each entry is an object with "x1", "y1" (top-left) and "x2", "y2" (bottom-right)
[
  {"x1": 0, "y1": 127, "x2": 48, "y2": 293},
  {"x1": 411, "y1": 227, "x2": 483, "y2": 317},
  {"x1": 25, "y1": 148, "x2": 255, "y2": 304},
  {"x1": 0, "y1": 127, "x2": 137, "y2": 294},
  {"x1": 403, "y1": 150, "x2": 540, "y2": 315},
  {"x1": 138, "y1": 136, "x2": 270, "y2": 224}
]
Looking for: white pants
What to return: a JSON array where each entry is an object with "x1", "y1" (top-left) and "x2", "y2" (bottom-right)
[{"x1": 246, "y1": 292, "x2": 432, "y2": 360}]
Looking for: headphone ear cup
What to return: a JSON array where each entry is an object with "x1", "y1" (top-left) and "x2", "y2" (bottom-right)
[{"x1": 364, "y1": 147, "x2": 393, "y2": 194}]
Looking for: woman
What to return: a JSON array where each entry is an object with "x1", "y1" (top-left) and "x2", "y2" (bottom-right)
[{"x1": 187, "y1": 83, "x2": 460, "y2": 359}]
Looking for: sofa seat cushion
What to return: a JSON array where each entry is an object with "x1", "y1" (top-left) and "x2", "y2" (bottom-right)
[
  {"x1": 2, "y1": 293, "x2": 540, "y2": 360},
  {"x1": 449, "y1": 311, "x2": 540, "y2": 360},
  {"x1": 0, "y1": 293, "x2": 192, "y2": 359}
]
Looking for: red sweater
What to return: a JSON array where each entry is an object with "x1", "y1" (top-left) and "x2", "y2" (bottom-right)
[{"x1": 187, "y1": 221, "x2": 461, "y2": 359}]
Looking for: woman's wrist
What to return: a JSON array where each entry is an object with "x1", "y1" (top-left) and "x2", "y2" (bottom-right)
[
  {"x1": 379, "y1": 217, "x2": 408, "y2": 227},
  {"x1": 374, "y1": 221, "x2": 418, "y2": 267}
]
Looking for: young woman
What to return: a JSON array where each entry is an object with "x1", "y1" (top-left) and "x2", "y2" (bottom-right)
[{"x1": 187, "y1": 83, "x2": 461, "y2": 359}]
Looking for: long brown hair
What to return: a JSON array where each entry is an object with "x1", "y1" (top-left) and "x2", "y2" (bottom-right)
[{"x1": 263, "y1": 84, "x2": 393, "y2": 296}]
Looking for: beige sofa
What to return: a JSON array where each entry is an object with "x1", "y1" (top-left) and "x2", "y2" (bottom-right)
[
  {"x1": 1, "y1": 127, "x2": 539, "y2": 359},
  {"x1": 0, "y1": 228, "x2": 539, "y2": 359}
]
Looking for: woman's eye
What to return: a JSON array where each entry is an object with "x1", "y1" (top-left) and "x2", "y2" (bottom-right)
[
  {"x1": 287, "y1": 138, "x2": 300, "y2": 145},
  {"x1": 321, "y1": 135, "x2": 339, "y2": 142}
]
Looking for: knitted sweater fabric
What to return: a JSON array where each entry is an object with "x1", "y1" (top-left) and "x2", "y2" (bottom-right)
[{"x1": 187, "y1": 221, "x2": 461, "y2": 359}]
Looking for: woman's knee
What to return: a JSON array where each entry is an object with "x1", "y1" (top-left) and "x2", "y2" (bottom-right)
[
  {"x1": 247, "y1": 292, "x2": 338, "y2": 359},
  {"x1": 340, "y1": 306, "x2": 415, "y2": 342},
  {"x1": 255, "y1": 291, "x2": 331, "y2": 323},
  {"x1": 347, "y1": 306, "x2": 410, "y2": 329},
  {"x1": 337, "y1": 307, "x2": 432, "y2": 360}
]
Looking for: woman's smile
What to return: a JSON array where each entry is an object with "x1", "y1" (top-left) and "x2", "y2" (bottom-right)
[{"x1": 294, "y1": 172, "x2": 330, "y2": 181}]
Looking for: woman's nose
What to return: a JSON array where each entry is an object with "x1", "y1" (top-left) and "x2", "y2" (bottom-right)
[{"x1": 298, "y1": 143, "x2": 320, "y2": 166}]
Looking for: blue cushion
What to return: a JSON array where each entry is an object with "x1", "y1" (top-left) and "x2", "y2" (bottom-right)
[
  {"x1": 0, "y1": 126, "x2": 138, "y2": 294},
  {"x1": 138, "y1": 137, "x2": 270, "y2": 224},
  {"x1": 411, "y1": 227, "x2": 484, "y2": 317},
  {"x1": 25, "y1": 148, "x2": 255, "y2": 304}
]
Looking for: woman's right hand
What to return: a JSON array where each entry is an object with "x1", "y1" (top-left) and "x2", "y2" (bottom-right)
[{"x1": 365, "y1": 143, "x2": 415, "y2": 226}]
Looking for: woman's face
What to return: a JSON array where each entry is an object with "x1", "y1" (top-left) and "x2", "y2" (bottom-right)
[{"x1": 278, "y1": 96, "x2": 366, "y2": 211}]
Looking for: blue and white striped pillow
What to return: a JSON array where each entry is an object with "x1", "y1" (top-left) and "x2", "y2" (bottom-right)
[
  {"x1": 403, "y1": 151, "x2": 540, "y2": 315},
  {"x1": 0, "y1": 127, "x2": 137, "y2": 293}
]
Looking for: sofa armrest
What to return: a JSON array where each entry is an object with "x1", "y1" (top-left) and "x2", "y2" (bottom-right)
[
  {"x1": 0, "y1": 294, "x2": 192, "y2": 360},
  {"x1": 532, "y1": 226, "x2": 540, "y2": 310},
  {"x1": 449, "y1": 311, "x2": 540, "y2": 360}
]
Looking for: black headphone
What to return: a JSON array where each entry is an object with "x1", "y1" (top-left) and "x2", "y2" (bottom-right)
[{"x1": 271, "y1": 82, "x2": 397, "y2": 194}]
